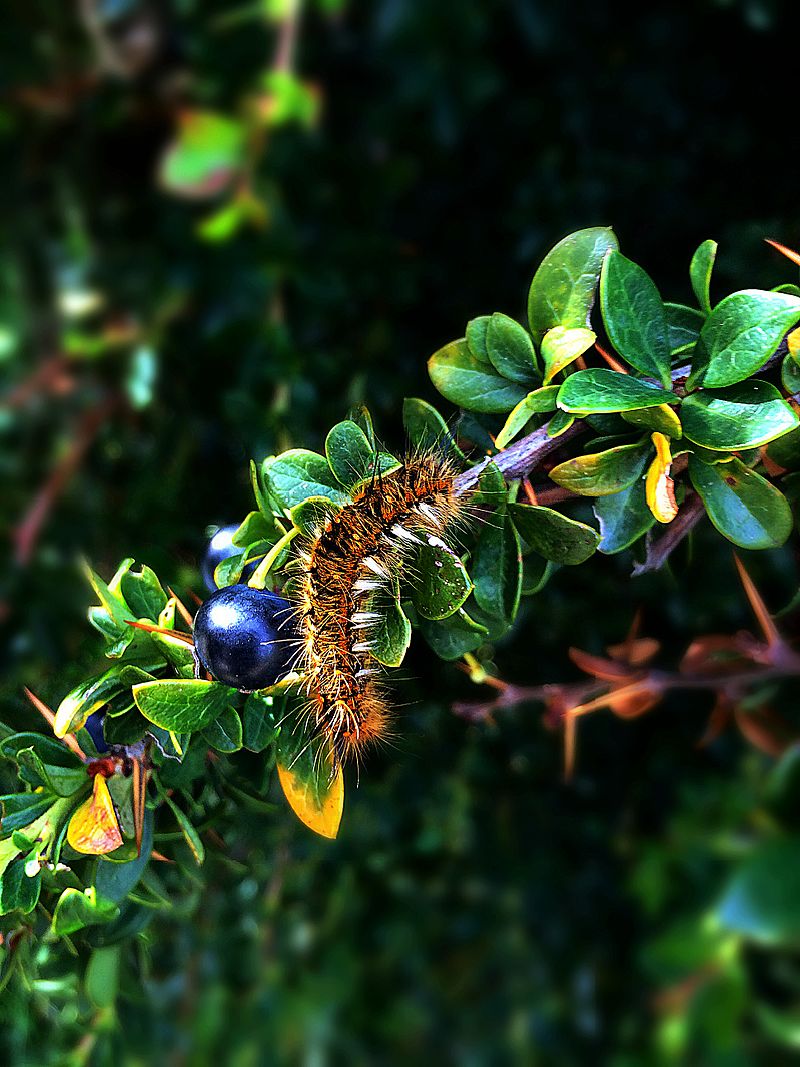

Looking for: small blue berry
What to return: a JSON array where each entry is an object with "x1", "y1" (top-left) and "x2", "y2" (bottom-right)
[
  {"x1": 193, "y1": 585, "x2": 295, "y2": 691},
  {"x1": 84, "y1": 711, "x2": 109, "y2": 753}
]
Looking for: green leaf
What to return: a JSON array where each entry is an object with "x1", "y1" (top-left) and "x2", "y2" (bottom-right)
[
  {"x1": 402, "y1": 398, "x2": 465, "y2": 462},
  {"x1": 263, "y1": 449, "x2": 350, "y2": 510},
  {"x1": 783, "y1": 352, "x2": 800, "y2": 394},
  {"x1": 1, "y1": 734, "x2": 86, "y2": 797},
  {"x1": 419, "y1": 608, "x2": 489, "y2": 661},
  {"x1": 159, "y1": 111, "x2": 246, "y2": 199},
  {"x1": 681, "y1": 380, "x2": 799, "y2": 450},
  {"x1": 665, "y1": 302, "x2": 705, "y2": 355},
  {"x1": 717, "y1": 837, "x2": 800, "y2": 945},
  {"x1": 549, "y1": 441, "x2": 651, "y2": 496},
  {"x1": 0, "y1": 858, "x2": 41, "y2": 915},
  {"x1": 94, "y1": 809, "x2": 153, "y2": 903},
  {"x1": 494, "y1": 387, "x2": 559, "y2": 449},
  {"x1": 411, "y1": 540, "x2": 472, "y2": 620},
  {"x1": 508, "y1": 504, "x2": 600, "y2": 564},
  {"x1": 600, "y1": 251, "x2": 671, "y2": 384},
  {"x1": 541, "y1": 325, "x2": 596, "y2": 385},
  {"x1": 325, "y1": 420, "x2": 376, "y2": 488},
  {"x1": 0, "y1": 792, "x2": 56, "y2": 834},
  {"x1": 369, "y1": 578, "x2": 412, "y2": 668},
  {"x1": 557, "y1": 369, "x2": 674, "y2": 414},
  {"x1": 465, "y1": 316, "x2": 491, "y2": 362},
  {"x1": 242, "y1": 692, "x2": 282, "y2": 753},
  {"x1": 146, "y1": 632, "x2": 196, "y2": 679},
  {"x1": 692, "y1": 289, "x2": 800, "y2": 388},
  {"x1": 688, "y1": 455, "x2": 792, "y2": 550},
  {"x1": 201, "y1": 706, "x2": 243, "y2": 753},
  {"x1": 528, "y1": 227, "x2": 618, "y2": 342},
  {"x1": 51, "y1": 886, "x2": 119, "y2": 936},
  {"x1": 546, "y1": 410, "x2": 575, "y2": 437},
  {"x1": 119, "y1": 564, "x2": 168, "y2": 622},
  {"x1": 160, "y1": 792, "x2": 205, "y2": 865},
  {"x1": 593, "y1": 457, "x2": 655, "y2": 553},
  {"x1": 346, "y1": 404, "x2": 376, "y2": 448},
  {"x1": 133, "y1": 680, "x2": 239, "y2": 733},
  {"x1": 621, "y1": 404, "x2": 682, "y2": 438},
  {"x1": 54, "y1": 665, "x2": 154, "y2": 737},
  {"x1": 521, "y1": 555, "x2": 558, "y2": 595},
  {"x1": 428, "y1": 339, "x2": 528, "y2": 414},
  {"x1": 485, "y1": 313, "x2": 539, "y2": 383},
  {"x1": 690, "y1": 239, "x2": 717, "y2": 314},
  {"x1": 767, "y1": 424, "x2": 800, "y2": 470},
  {"x1": 231, "y1": 511, "x2": 276, "y2": 548},
  {"x1": 275, "y1": 715, "x2": 343, "y2": 840},
  {"x1": 471, "y1": 515, "x2": 522, "y2": 623},
  {"x1": 85, "y1": 946, "x2": 121, "y2": 1010}
]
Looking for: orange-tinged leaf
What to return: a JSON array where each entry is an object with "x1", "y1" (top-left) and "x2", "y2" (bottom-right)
[
  {"x1": 67, "y1": 775, "x2": 123, "y2": 855},
  {"x1": 645, "y1": 432, "x2": 678, "y2": 523},
  {"x1": 606, "y1": 636, "x2": 660, "y2": 666},
  {"x1": 569, "y1": 647, "x2": 634, "y2": 682},
  {"x1": 788, "y1": 326, "x2": 800, "y2": 363},
  {"x1": 277, "y1": 757, "x2": 344, "y2": 840}
]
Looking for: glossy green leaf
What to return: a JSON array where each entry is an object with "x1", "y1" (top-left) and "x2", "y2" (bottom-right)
[
  {"x1": 717, "y1": 837, "x2": 800, "y2": 945},
  {"x1": 0, "y1": 792, "x2": 56, "y2": 834},
  {"x1": 782, "y1": 352, "x2": 800, "y2": 394},
  {"x1": 471, "y1": 514, "x2": 522, "y2": 622},
  {"x1": 528, "y1": 227, "x2": 618, "y2": 342},
  {"x1": 275, "y1": 716, "x2": 343, "y2": 840},
  {"x1": 681, "y1": 380, "x2": 799, "y2": 450},
  {"x1": 242, "y1": 692, "x2": 282, "y2": 753},
  {"x1": 161, "y1": 792, "x2": 205, "y2": 865},
  {"x1": 692, "y1": 289, "x2": 800, "y2": 388},
  {"x1": 546, "y1": 409, "x2": 575, "y2": 437},
  {"x1": 51, "y1": 886, "x2": 119, "y2": 936},
  {"x1": 557, "y1": 368, "x2": 674, "y2": 413},
  {"x1": 600, "y1": 251, "x2": 671, "y2": 384},
  {"x1": 325, "y1": 420, "x2": 375, "y2": 488},
  {"x1": 0, "y1": 858, "x2": 41, "y2": 915},
  {"x1": 593, "y1": 458, "x2": 655, "y2": 553},
  {"x1": 509, "y1": 504, "x2": 600, "y2": 564},
  {"x1": 133, "y1": 680, "x2": 239, "y2": 733},
  {"x1": 411, "y1": 539, "x2": 472, "y2": 621},
  {"x1": 419, "y1": 608, "x2": 489, "y2": 661},
  {"x1": 465, "y1": 316, "x2": 491, "y2": 362},
  {"x1": 428, "y1": 339, "x2": 528, "y2": 413},
  {"x1": 666, "y1": 302, "x2": 705, "y2": 355},
  {"x1": 54, "y1": 665, "x2": 154, "y2": 737},
  {"x1": 402, "y1": 398, "x2": 465, "y2": 462},
  {"x1": 540, "y1": 325, "x2": 596, "y2": 385},
  {"x1": 231, "y1": 511, "x2": 276, "y2": 548},
  {"x1": 549, "y1": 441, "x2": 651, "y2": 496},
  {"x1": 689, "y1": 455, "x2": 792, "y2": 549},
  {"x1": 370, "y1": 578, "x2": 412, "y2": 667},
  {"x1": 690, "y1": 239, "x2": 717, "y2": 314},
  {"x1": 263, "y1": 449, "x2": 350, "y2": 510},
  {"x1": 494, "y1": 386, "x2": 559, "y2": 449},
  {"x1": 621, "y1": 404, "x2": 682, "y2": 438},
  {"x1": 485, "y1": 312, "x2": 539, "y2": 383},
  {"x1": 201, "y1": 706, "x2": 243, "y2": 753},
  {"x1": 767, "y1": 424, "x2": 800, "y2": 469}
]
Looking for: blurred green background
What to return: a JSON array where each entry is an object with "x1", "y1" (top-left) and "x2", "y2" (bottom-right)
[{"x1": 2, "y1": 1, "x2": 800, "y2": 1063}]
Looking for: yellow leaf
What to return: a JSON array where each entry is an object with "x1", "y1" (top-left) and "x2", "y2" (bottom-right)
[
  {"x1": 788, "y1": 326, "x2": 800, "y2": 364},
  {"x1": 277, "y1": 756, "x2": 344, "y2": 840},
  {"x1": 67, "y1": 776, "x2": 123, "y2": 855},
  {"x1": 645, "y1": 432, "x2": 678, "y2": 524}
]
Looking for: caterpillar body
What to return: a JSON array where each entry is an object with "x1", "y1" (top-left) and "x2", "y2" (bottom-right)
[{"x1": 289, "y1": 450, "x2": 467, "y2": 764}]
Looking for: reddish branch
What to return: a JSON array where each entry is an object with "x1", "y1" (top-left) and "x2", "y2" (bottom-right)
[
  {"x1": 12, "y1": 399, "x2": 116, "y2": 565},
  {"x1": 453, "y1": 560, "x2": 800, "y2": 776}
]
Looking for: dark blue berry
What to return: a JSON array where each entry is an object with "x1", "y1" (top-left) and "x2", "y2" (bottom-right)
[
  {"x1": 84, "y1": 711, "x2": 109, "y2": 753},
  {"x1": 201, "y1": 525, "x2": 256, "y2": 592},
  {"x1": 193, "y1": 585, "x2": 295, "y2": 691}
]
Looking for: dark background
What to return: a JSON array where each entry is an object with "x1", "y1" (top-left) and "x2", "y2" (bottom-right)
[{"x1": 1, "y1": 1, "x2": 799, "y2": 1063}]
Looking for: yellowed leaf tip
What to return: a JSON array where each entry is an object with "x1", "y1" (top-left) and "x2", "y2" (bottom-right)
[
  {"x1": 67, "y1": 775, "x2": 123, "y2": 855},
  {"x1": 277, "y1": 759, "x2": 344, "y2": 840}
]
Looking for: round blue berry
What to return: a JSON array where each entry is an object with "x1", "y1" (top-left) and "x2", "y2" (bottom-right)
[
  {"x1": 84, "y1": 711, "x2": 109, "y2": 753},
  {"x1": 193, "y1": 585, "x2": 295, "y2": 691}
]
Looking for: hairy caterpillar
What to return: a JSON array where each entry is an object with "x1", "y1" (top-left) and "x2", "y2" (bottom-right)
[{"x1": 288, "y1": 449, "x2": 468, "y2": 764}]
